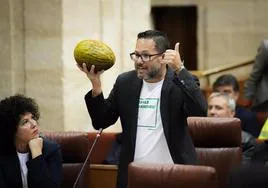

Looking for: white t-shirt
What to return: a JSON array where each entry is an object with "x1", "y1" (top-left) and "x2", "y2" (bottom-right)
[
  {"x1": 134, "y1": 79, "x2": 173, "y2": 164},
  {"x1": 17, "y1": 152, "x2": 29, "y2": 188}
]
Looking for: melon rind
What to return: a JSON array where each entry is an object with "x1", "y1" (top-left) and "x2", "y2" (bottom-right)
[{"x1": 74, "y1": 39, "x2": 116, "y2": 72}]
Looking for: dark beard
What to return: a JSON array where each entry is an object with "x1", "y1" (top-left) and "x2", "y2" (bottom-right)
[
  {"x1": 135, "y1": 63, "x2": 162, "y2": 81},
  {"x1": 147, "y1": 68, "x2": 160, "y2": 79}
]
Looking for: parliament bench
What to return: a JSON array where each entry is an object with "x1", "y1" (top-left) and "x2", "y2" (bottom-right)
[{"x1": 43, "y1": 117, "x2": 242, "y2": 188}]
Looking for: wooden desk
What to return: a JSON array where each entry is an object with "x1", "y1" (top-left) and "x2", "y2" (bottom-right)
[{"x1": 89, "y1": 164, "x2": 118, "y2": 188}]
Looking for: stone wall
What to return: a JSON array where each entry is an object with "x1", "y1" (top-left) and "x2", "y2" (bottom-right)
[
  {"x1": 152, "y1": 0, "x2": 268, "y2": 83},
  {"x1": 0, "y1": 0, "x2": 25, "y2": 96}
]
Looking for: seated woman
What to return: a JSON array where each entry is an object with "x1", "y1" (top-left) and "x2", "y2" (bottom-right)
[{"x1": 0, "y1": 94, "x2": 62, "y2": 188}]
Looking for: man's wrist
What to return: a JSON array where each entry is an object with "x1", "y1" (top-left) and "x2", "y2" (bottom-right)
[
  {"x1": 175, "y1": 64, "x2": 185, "y2": 74},
  {"x1": 92, "y1": 89, "x2": 102, "y2": 97}
]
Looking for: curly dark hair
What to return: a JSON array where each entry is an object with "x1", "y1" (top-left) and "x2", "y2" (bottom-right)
[{"x1": 0, "y1": 94, "x2": 40, "y2": 155}]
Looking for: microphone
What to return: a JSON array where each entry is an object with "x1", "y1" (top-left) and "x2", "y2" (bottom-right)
[{"x1": 73, "y1": 128, "x2": 103, "y2": 188}]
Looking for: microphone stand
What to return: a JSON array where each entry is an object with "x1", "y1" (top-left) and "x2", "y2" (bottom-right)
[{"x1": 73, "y1": 128, "x2": 103, "y2": 188}]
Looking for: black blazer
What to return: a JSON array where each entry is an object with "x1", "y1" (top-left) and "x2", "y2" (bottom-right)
[
  {"x1": 85, "y1": 67, "x2": 207, "y2": 188},
  {"x1": 0, "y1": 138, "x2": 62, "y2": 188},
  {"x1": 244, "y1": 40, "x2": 268, "y2": 111}
]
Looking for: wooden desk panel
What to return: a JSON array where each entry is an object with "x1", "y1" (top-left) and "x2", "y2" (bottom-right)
[{"x1": 89, "y1": 164, "x2": 118, "y2": 188}]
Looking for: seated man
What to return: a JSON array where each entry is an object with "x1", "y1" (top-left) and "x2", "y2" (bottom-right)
[
  {"x1": 212, "y1": 74, "x2": 262, "y2": 137},
  {"x1": 207, "y1": 92, "x2": 256, "y2": 164}
]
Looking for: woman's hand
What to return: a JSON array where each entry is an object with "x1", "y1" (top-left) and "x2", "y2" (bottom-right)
[{"x1": 29, "y1": 137, "x2": 43, "y2": 158}]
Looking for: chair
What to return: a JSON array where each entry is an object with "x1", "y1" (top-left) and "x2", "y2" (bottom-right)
[
  {"x1": 187, "y1": 117, "x2": 242, "y2": 188},
  {"x1": 87, "y1": 132, "x2": 119, "y2": 188},
  {"x1": 43, "y1": 131, "x2": 90, "y2": 188},
  {"x1": 88, "y1": 132, "x2": 118, "y2": 164},
  {"x1": 128, "y1": 162, "x2": 218, "y2": 188}
]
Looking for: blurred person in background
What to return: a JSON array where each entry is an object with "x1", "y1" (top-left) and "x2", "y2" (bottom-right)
[
  {"x1": 207, "y1": 92, "x2": 256, "y2": 164},
  {"x1": 244, "y1": 40, "x2": 268, "y2": 112},
  {"x1": 212, "y1": 74, "x2": 262, "y2": 138},
  {"x1": 228, "y1": 164, "x2": 268, "y2": 188}
]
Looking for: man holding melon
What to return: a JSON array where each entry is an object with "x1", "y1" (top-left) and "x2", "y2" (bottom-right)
[{"x1": 77, "y1": 30, "x2": 207, "y2": 188}]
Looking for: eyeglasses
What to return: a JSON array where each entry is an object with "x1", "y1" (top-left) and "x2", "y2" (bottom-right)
[
  {"x1": 129, "y1": 52, "x2": 164, "y2": 62},
  {"x1": 19, "y1": 117, "x2": 38, "y2": 127}
]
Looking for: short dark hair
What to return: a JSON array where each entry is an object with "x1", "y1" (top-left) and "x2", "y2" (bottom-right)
[
  {"x1": 212, "y1": 74, "x2": 240, "y2": 92},
  {"x1": 137, "y1": 30, "x2": 170, "y2": 53},
  {"x1": 0, "y1": 94, "x2": 40, "y2": 155}
]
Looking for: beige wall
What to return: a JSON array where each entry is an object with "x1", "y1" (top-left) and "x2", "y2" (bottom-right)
[
  {"x1": 60, "y1": 0, "x2": 152, "y2": 132},
  {"x1": 0, "y1": 0, "x2": 268, "y2": 132},
  {"x1": 0, "y1": 0, "x2": 25, "y2": 96},
  {"x1": 152, "y1": 0, "x2": 268, "y2": 83}
]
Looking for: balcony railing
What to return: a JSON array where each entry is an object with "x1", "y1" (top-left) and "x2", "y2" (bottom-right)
[{"x1": 190, "y1": 59, "x2": 254, "y2": 87}]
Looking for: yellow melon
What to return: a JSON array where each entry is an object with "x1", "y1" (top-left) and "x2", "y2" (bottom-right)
[{"x1": 74, "y1": 39, "x2": 116, "y2": 72}]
